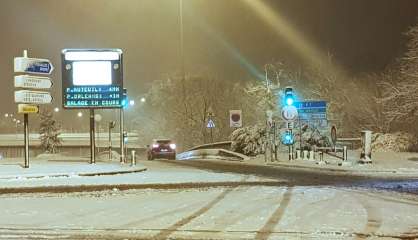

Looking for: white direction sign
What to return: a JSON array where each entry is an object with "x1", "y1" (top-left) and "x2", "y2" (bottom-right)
[
  {"x1": 281, "y1": 105, "x2": 298, "y2": 121},
  {"x1": 14, "y1": 57, "x2": 54, "y2": 75},
  {"x1": 14, "y1": 90, "x2": 53, "y2": 104},
  {"x1": 14, "y1": 75, "x2": 53, "y2": 89}
]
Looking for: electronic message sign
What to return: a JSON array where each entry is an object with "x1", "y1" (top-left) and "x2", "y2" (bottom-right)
[{"x1": 61, "y1": 49, "x2": 123, "y2": 109}]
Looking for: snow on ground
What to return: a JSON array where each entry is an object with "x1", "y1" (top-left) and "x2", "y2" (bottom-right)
[
  {"x1": 0, "y1": 160, "x2": 267, "y2": 189},
  {"x1": 0, "y1": 186, "x2": 416, "y2": 239}
]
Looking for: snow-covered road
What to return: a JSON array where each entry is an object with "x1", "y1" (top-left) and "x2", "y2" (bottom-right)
[
  {"x1": 0, "y1": 186, "x2": 417, "y2": 239},
  {"x1": 0, "y1": 160, "x2": 417, "y2": 239}
]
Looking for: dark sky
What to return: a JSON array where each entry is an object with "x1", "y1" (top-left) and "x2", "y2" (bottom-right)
[{"x1": 1, "y1": 0, "x2": 418, "y2": 123}]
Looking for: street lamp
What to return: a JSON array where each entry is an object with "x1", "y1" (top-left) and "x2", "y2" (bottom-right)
[
  {"x1": 140, "y1": 97, "x2": 146, "y2": 103},
  {"x1": 77, "y1": 112, "x2": 83, "y2": 117},
  {"x1": 129, "y1": 100, "x2": 135, "y2": 106},
  {"x1": 54, "y1": 107, "x2": 60, "y2": 113}
]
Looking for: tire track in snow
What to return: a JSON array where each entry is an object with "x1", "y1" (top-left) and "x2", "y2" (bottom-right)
[
  {"x1": 354, "y1": 196, "x2": 382, "y2": 239},
  {"x1": 120, "y1": 200, "x2": 207, "y2": 228},
  {"x1": 152, "y1": 177, "x2": 249, "y2": 239},
  {"x1": 188, "y1": 187, "x2": 280, "y2": 239},
  {"x1": 254, "y1": 186, "x2": 293, "y2": 240}
]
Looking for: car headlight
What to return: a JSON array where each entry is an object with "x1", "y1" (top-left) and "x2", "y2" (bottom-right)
[
  {"x1": 152, "y1": 144, "x2": 159, "y2": 148},
  {"x1": 169, "y1": 143, "x2": 176, "y2": 149}
]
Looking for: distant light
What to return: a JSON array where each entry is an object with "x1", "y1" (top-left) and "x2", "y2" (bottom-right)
[
  {"x1": 140, "y1": 97, "x2": 146, "y2": 103},
  {"x1": 16, "y1": 120, "x2": 21, "y2": 124},
  {"x1": 54, "y1": 107, "x2": 60, "y2": 112},
  {"x1": 129, "y1": 100, "x2": 135, "y2": 106},
  {"x1": 4, "y1": 114, "x2": 8, "y2": 118},
  {"x1": 77, "y1": 112, "x2": 83, "y2": 117},
  {"x1": 152, "y1": 144, "x2": 159, "y2": 148},
  {"x1": 169, "y1": 143, "x2": 176, "y2": 150},
  {"x1": 64, "y1": 51, "x2": 120, "y2": 61},
  {"x1": 12, "y1": 118, "x2": 16, "y2": 122}
]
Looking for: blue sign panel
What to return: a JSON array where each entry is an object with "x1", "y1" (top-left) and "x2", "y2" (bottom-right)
[
  {"x1": 61, "y1": 49, "x2": 123, "y2": 109},
  {"x1": 295, "y1": 101, "x2": 327, "y2": 120},
  {"x1": 65, "y1": 86, "x2": 121, "y2": 108},
  {"x1": 294, "y1": 101, "x2": 326, "y2": 109},
  {"x1": 26, "y1": 61, "x2": 53, "y2": 74}
]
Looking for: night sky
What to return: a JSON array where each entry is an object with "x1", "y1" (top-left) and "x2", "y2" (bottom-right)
[{"x1": 0, "y1": 0, "x2": 418, "y2": 123}]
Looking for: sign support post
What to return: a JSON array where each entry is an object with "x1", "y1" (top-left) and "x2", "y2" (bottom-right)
[
  {"x1": 89, "y1": 109, "x2": 96, "y2": 164},
  {"x1": 24, "y1": 113, "x2": 29, "y2": 168},
  {"x1": 14, "y1": 50, "x2": 54, "y2": 168},
  {"x1": 120, "y1": 108, "x2": 125, "y2": 163}
]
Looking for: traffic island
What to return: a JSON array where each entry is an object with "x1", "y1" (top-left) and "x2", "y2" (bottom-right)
[{"x1": 0, "y1": 160, "x2": 147, "y2": 181}]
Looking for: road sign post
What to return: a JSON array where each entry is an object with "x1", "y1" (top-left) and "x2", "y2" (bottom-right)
[
  {"x1": 207, "y1": 113, "x2": 215, "y2": 143},
  {"x1": 61, "y1": 49, "x2": 123, "y2": 164},
  {"x1": 14, "y1": 50, "x2": 54, "y2": 168}
]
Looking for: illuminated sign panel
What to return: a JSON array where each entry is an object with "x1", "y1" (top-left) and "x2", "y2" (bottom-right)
[{"x1": 61, "y1": 49, "x2": 123, "y2": 109}]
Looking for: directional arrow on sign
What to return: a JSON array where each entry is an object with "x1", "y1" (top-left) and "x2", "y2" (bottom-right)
[
  {"x1": 14, "y1": 90, "x2": 53, "y2": 104},
  {"x1": 14, "y1": 57, "x2": 54, "y2": 75},
  {"x1": 14, "y1": 75, "x2": 53, "y2": 89}
]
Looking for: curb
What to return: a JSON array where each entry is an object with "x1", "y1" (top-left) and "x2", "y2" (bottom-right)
[
  {"x1": 266, "y1": 162, "x2": 418, "y2": 177},
  {"x1": 0, "y1": 167, "x2": 147, "y2": 181},
  {"x1": 0, "y1": 180, "x2": 287, "y2": 195}
]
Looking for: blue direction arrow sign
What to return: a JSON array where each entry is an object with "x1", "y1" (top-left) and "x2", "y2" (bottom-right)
[{"x1": 14, "y1": 57, "x2": 54, "y2": 75}]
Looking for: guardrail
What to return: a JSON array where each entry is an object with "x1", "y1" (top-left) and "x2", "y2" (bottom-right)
[{"x1": 187, "y1": 141, "x2": 232, "y2": 151}]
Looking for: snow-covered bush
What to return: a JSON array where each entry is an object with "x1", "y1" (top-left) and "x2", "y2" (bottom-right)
[
  {"x1": 230, "y1": 125, "x2": 266, "y2": 156},
  {"x1": 39, "y1": 110, "x2": 62, "y2": 154},
  {"x1": 372, "y1": 132, "x2": 418, "y2": 152}
]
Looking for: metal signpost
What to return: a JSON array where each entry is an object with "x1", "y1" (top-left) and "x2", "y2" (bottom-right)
[
  {"x1": 295, "y1": 100, "x2": 328, "y2": 151},
  {"x1": 207, "y1": 113, "x2": 215, "y2": 143},
  {"x1": 14, "y1": 50, "x2": 54, "y2": 168},
  {"x1": 61, "y1": 49, "x2": 123, "y2": 164}
]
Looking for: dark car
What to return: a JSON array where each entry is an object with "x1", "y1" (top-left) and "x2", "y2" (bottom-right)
[{"x1": 147, "y1": 139, "x2": 176, "y2": 160}]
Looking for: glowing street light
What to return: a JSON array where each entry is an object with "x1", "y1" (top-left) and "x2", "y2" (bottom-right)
[
  {"x1": 129, "y1": 100, "x2": 135, "y2": 106},
  {"x1": 4, "y1": 113, "x2": 8, "y2": 118},
  {"x1": 77, "y1": 112, "x2": 83, "y2": 117},
  {"x1": 54, "y1": 107, "x2": 60, "y2": 112},
  {"x1": 140, "y1": 97, "x2": 146, "y2": 103}
]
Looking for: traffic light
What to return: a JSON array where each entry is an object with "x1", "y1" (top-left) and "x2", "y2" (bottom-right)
[
  {"x1": 121, "y1": 88, "x2": 128, "y2": 108},
  {"x1": 284, "y1": 87, "x2": 294, "y2": 106},
  {"x1": 282, "y1": 130, "x2": 294, "y2": 145}
]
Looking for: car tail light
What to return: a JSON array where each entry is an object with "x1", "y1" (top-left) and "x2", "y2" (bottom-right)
[
  {"x1": 169, "y1": 143, "x2": 176, "y2": 149},
  {"x1": 152, "y1": 144, "x2": 159, "y2": 148}
]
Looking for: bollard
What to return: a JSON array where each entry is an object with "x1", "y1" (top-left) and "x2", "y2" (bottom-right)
[
  {"x1": 303, "y1": 150, "x2": 309, "y2": 161},
  {"x1": 131, "y1": 150, "x2": 136, "y2": 166},
  {"x1": 296, "y1": 150, "x2": 301, "y2": 160},
  {"x1": 309, "y1": 150, "x2": 315, "y2": 161},
  {"x1": 360, "y1": 130, "x2": 372, "y2": 163},
  {"x1": 343, "y1": 146, "x2": 348, "y2": 161}
]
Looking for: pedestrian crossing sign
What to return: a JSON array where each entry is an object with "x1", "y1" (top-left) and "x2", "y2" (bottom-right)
[{"x1": 207, "y1": 119, "x2": 215, "y2": 128}]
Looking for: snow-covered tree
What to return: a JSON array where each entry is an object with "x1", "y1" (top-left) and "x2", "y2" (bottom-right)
[
  {"x1": 230, "y1": 124, "x2": 266, "y2": 156},
  {"x1": 39, "y1": 110, "x2": 62, "y2": 153},
  {"x1": 138, "y1": 72, "x2": 264, "y2": 150}
]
